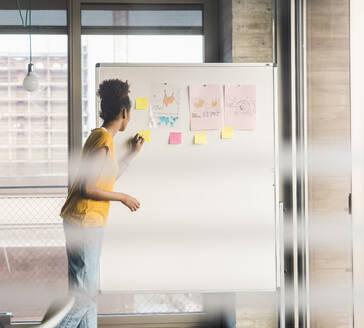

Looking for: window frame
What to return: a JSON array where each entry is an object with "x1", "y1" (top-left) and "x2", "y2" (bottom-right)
[
  {"x1": 0, "y1": 1, "x2": 68, "y2": 191},
  {"x1": 0, "y1": 3, "x2": 69, "y2": 192},
  {"x1": 77, "y1": 0, "x2": 218, "y2": 60}
]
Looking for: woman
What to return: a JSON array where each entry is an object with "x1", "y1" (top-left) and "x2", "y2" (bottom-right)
[{"x1": 57, "y1": 79, "x2": 143, "y2": 328}]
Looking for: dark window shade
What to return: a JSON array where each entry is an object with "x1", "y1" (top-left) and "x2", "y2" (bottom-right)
[
  {"x1": 0, "y1": 10, "x2": 67, "y2": 26},
  {"x1": 0, "y1": 0, "x2": 66, "y2": 10},
  {"x1": 81, "y1": 10, "x2": 203, "y2": 28}
]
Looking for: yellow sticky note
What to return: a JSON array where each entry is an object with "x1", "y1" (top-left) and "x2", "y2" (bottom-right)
[
  {"x1": 221, "y1": 126, "x2": 234, "y2": 139},
  {"x1": 138, "y1": 130, "x2": 151, "y2": 142},
  {"x1": 135, "y1": 97, "x2": 148, "y2": 110},
  {"x1": 194, "y1": 132, "x2": 207, "y2": 145}
]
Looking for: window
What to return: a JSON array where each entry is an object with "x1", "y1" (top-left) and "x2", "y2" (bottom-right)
[
  {"x1": 0, "y1": 34, "x2": 68, "y2": 321},
  {"x1": 0, "y1": 35, "x2": 68, "y2": 188},
  {"x1": 0, "y1": 1, "x2": 69, "y2": 320}
]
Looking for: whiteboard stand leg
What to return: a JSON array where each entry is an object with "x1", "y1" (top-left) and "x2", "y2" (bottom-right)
[
  {"x1": 202, "y1": 293, "x2": 235, "y2": 328},
  {"x1": 279, "y1": 201, "x2": 285, "y2": 328}
]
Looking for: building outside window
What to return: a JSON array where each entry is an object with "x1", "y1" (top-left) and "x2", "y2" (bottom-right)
[{"x1": 0, "y1": 35, "x2": 68, "y2": 187}]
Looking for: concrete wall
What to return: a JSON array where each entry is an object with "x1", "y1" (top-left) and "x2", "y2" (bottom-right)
[
  {"x1": 219, "y1": 0, "x2": 273, "y2": 63},
  {"x1": 232, "y1": 0, "x2": 273, "y2": 63},
  {"x1": 306, "y1": 0, "x2": 352, "y2": 327}
]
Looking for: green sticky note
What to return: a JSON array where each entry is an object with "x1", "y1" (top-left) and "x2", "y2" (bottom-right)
[
  {"x1": 135, "y1": 97, "x2": 148, "y2": 110},
  {"x1": 221, "y1": 126, "x2": 234, "y2": 139},
  {"x1": 138, "y1": 130, "x2": 151, "y2": 142},
  {"x1": 194, "y1": 132, "x2": 207, "y2": 145}
]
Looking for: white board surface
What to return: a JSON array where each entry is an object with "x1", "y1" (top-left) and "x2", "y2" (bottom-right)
[{"x1": 96, "y1": 64, "x2": 278, "y2": 292}]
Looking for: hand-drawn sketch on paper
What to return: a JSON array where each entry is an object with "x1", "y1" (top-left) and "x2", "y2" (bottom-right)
[
  {"x1": 149, "y1": 83, "x2": 180, "y2": 128},
  {"x1": 224, "y1": 84, "x2": 256, "y2": 130},
  {"x1": 189, "y1": 84, "x2": 223, "y2": 131}
]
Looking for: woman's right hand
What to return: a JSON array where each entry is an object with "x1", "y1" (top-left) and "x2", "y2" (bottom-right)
[
  {"x1": 129, "y1": 133, "x2": 144, "y2": 155},
  {"x1": 120, "y1": 193, "x2": 140, "y2": 212}
]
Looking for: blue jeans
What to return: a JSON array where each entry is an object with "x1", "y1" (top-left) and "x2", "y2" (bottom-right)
[{"x1": 56, "y1": 220, "x2": 104, "y2": 328}]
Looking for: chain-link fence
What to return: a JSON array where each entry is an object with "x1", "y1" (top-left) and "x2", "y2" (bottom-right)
[
  {"x1": 0, "y1": 195, "x2": 203, "y2": 322},
  {"x1": 0, "y1": 196, "x2": 66, "y2": 247},
  {"x1": 0, "y1": 195, "x2": 67, "y2": 321}
]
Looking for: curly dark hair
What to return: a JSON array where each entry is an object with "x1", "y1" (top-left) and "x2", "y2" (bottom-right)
[{"x1": 97, "y1": 79, "x2": 131, "y2": 124}]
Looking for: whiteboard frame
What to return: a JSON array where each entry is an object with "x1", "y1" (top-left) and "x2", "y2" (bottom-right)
[
  {"x1": 95, "y1": 63, "x2": 280, "y2": 293},
  {"x1": 96, "y1": 63, "x2": 276, "y2": 68}
]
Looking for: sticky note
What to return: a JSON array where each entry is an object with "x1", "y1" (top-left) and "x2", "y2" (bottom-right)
[
  {"x1": 169, "y1": 132, "x2": 182, "y2": 145},
  {"x1": 221, "y1": 126, "x2": 234, "y2": 139},
  {"x1": 138, "y1": 130, "x2": 150, "y2": 142},
  {"x1": 194, "y1": 132, "x2": 207, "y2": 145},
  {"x1": 135, "y1": 97, "x2": 148, "y2": 110}
]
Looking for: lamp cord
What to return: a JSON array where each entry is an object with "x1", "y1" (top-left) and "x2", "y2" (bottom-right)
[
  {"x1": 16, "y1": 0, "x2": 26, "y2": 26},
  {"x1": 16, "y1": 0, "x2": 32, "y2": 64},
  {"x1": 29, "y1": 0, "x2": 32, "y2": 64}
]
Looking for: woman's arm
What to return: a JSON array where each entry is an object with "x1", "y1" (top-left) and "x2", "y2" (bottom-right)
[
  {"x1": 116, "y1": 151, "x2": 134, "y2": 180},
  {"x1": 82, "y1": 147, "x2": 140, "y2": 212},
  {"x1": 116, "y1": 133, "x2": 144, "y2": 180}
]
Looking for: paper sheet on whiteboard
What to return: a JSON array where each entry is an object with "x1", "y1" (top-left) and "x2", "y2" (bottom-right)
[
  {"x1": 224, "y1": 84, "x2": 256, "y2": 130},
  {"x1": 189, "y1": 84, "x2": 223, "y2": 131},
  {"x1": 149, "y1": 83, "x2": 180, "y2": 128}
]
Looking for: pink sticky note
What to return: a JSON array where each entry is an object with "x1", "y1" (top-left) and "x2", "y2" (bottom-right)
[{"x1": 169, "y1": 132, "x2": 182, "y2": 145}]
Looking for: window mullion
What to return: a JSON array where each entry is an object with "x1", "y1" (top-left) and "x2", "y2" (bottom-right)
[{"x1": 67, "y1": 0, "x2": 82, "y2": 183}]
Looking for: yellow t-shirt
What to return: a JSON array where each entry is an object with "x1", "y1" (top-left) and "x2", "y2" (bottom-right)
[{"x1": 60, "y1": 128, "x2": 119, "y2": 227}]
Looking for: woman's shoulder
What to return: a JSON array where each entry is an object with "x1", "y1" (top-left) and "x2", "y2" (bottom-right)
[
  {"x1": 90, "y1": 127, "x2": 109, "y2": 136},
  {"x1": 90, "y1": 128, "x2": 112, "y2": 139},
  {"x1": 84, "y1": 128, "x2": 113, "y2": 150}
]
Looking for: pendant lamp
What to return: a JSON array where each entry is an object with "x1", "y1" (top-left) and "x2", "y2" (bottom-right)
[{"x1": 17, "y1": 0, "x2": 39, "y2": 92}]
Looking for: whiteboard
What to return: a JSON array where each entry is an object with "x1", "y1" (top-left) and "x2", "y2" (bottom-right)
[{"x1": 96, "y1": 64, "x2": 278, "y2": 292}]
